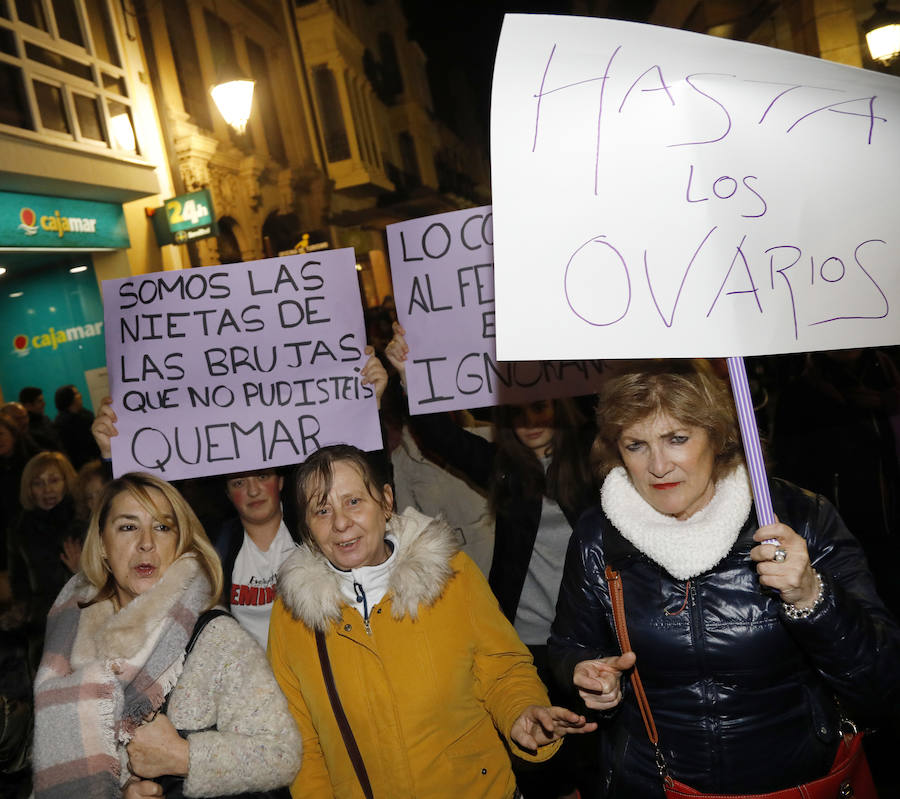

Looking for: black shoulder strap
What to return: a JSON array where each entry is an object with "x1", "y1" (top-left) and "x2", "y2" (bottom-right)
[
  {"x1": 160, "y1": 609, "x2": 233, "y2": 719},
  {"x1": 315, "y1": 628, "x2": 374, "y2": 799},
  {"x1": 186, "y1": 608, "x2": 232, "y2": 655}
]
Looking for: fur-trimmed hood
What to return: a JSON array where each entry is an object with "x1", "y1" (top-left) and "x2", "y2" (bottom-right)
[{"x1": 277, "y1": 507, "x2": 460, "y2": 631}]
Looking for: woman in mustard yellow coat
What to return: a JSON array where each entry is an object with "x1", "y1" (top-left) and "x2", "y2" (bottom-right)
[{"x1": 268, "y1": 444, "x2": 594, "y2": 799}]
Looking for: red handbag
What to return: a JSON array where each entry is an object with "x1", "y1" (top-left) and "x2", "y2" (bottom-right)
[{"x1": 604, "y1": 565, "x2": 878, "y2": 799}]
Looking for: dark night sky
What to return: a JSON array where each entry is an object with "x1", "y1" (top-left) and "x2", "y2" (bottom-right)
[{"x1": 402, "y1": 1, "x2": 656, "y2": 150}]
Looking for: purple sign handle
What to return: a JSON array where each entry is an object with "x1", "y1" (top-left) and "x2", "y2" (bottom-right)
[{"x1": 726, "y1": 357, "x2": 777, "y2": 540}]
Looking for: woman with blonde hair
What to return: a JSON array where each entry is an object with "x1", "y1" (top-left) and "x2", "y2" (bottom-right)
[
  {"x1": 8, "y1": 452, "x2": 82, "y2": 652},
  {"x1": 34, "y1": 472, "x2": 301, "y2": 799}
]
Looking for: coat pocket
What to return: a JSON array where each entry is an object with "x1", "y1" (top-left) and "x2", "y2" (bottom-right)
[{"x1": 440, "y1": 714, "x2": 514, "y2": 797}]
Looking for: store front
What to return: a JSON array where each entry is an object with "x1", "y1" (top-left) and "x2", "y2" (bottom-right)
[{"x1": 0, "y1": 191, "x2": 130, "y2": 410}]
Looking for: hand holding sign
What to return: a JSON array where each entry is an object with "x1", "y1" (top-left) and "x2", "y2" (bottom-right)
[
  {"x1": 91, "y1": 397, "x2": 117, "y2": 460},
  {"x1": 384, "y1": 322, "x2": 409, "y2": 388}
]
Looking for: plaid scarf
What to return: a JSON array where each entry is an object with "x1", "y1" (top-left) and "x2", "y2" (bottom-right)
[{"x1": 33, "y1": 554, "x2": 211, "y2": 798}]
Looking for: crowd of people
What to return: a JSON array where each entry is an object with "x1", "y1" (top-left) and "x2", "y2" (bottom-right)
[{"x1": 1, "y1": 335, "x2": 899, "y2": 799}]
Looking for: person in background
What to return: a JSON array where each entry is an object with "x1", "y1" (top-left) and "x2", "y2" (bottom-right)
[
  {"x1": 550, "y1": 359, "x2": 900, "y2": 796},
  {"x1": 0, "y1": 422, "x2": 34, "y2": 799},
  {"x1": 18, "y1": 387, "x2": 61, "y2": 452},
  {"x1": 0, "y1": 404, "x2": 41, "y2": 460},
  {"x1": 74, "y1": 459, "x2": 110, "y2": 526},
  {"x1": 53, "y1": 385, "x2": 99, "y2": 469},
  {"x1": 268, "y1": 444, "x2": 595, "y2": 799},
  {"x1": 214, "y1": 468, "x2": 299, "y2": 649},
  {"x1": 91, "y1": 346, "x2": 390, "y2": 651},
  {"x1": 7, "y1": 451, "x2": 82, "y2": 669},
  {"x1": 380, "y1": 377, "x2": 496, "y2": 575},
  {"x1": 32, "y1": 472, "x2": 301, "y2": 799},
  {"x1": 386, "y1": 324, "x2": 598, "y2": 799},
  {"x1": 0, "y1": 417, "x2": 30, "y2": 591}
]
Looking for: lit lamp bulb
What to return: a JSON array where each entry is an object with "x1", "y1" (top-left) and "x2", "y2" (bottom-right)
[
  {"x1": 210, "y1": 78, "x2": 255, "y2": 134},
  {"x1": 864, "y1": 1, "x2": 900, "y2": 64}
]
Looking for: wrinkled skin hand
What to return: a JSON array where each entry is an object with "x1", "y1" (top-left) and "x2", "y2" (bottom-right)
[
  {"x1": 359, "y1": 345, "x2": 388, "y2": 408},
  {"x1": 750, "y1": 521, "x2": 819, "y2": 608},
  {"x1": 124, "y1": 779, "x2": 164, "y2": 798},
  {"x1": 510, "y1": 704, "x2": 598, "y2": 752},
  {"x1": 91, "y1": 397, "x2": 117, "y2": 460},
  {"x1": 573, "y1": 651, "x2": 636, "y2": 711},
  {"x1": 384, "y1": 322, "x2": 409, "y2": 390},
  {"x1": 126, "y1": 713, "x2": 189, "y2": 779},
  {"x1": 60, "y1": 536, "x2": 82, "y2": 574}
]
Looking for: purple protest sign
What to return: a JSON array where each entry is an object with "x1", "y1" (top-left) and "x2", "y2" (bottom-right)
[
  {"x1": 103, "y1": 250, "x2": 382, "y2": 481},
  {"x1": 386, "y1": 206, "x2": 608, "y2": 414}
]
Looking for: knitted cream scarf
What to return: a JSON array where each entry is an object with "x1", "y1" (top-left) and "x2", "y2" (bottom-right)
[{"x1": 601, "y1": 464, "x2": 752, "y2": 580}]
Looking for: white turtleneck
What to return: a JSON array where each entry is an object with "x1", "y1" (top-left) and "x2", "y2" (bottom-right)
[
  {"x1": 601, "y1": 464, "x2": 752, "y2": 580},
  {"x1": 327, "y1": 534, "x2": 398, "y2": 626}
]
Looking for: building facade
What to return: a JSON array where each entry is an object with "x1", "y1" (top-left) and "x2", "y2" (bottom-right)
[
  {"x1": 0, "y1": 0, "x2": 488, "y2": 405},
  {"x1": 0, "y1": 0, "x2": 177, "y2": 408},
  {"x1": 648, "y1": 0, "x2": 897, "y2": 72}
]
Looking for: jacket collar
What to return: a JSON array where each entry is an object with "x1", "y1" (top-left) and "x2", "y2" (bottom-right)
[{"x1": 277, "y1": 508, "x2": 460, "y2": 631}]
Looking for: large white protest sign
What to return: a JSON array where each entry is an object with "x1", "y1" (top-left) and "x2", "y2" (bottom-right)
[
  {"x1": 386, "y1": 206, "x2": 607, "y2": 413},
  {"x1": 491, "y1": 15, "x2": 900, "y2": 359},
  {"x1": 104, "y1": 250, "x2": 382, "y2": 481}
]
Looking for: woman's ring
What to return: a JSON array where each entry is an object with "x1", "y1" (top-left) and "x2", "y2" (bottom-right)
[{"x1": 773, "y1": 547, "x2": 787, "y2": 563}]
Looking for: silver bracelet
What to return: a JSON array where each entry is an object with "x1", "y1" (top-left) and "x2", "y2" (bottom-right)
[{"x1": 782, "y1": 570, "x2": 825, "y2": 620}]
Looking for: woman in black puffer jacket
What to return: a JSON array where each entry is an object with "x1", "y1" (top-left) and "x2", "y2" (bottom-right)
[
  {"x1": 549, "y1": 360, "x2": 900, "y2": 797},
  {"x1": 8, "y1": 451, "x2": 82, "y2": 669}
]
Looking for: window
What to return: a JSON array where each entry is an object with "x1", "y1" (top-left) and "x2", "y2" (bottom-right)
[
  {"x1": 163, "y1": 0, "x2": 211, "y2": 129},
  {"x1": 377, "y1": 33, "x2": 403, "y2": 100},
  {"x1": 0, "y1": 61, "x2": 30, "y2": 127},
  {"x1": 83, "y1": 0, "x2": 118, "y2": 65},
  {"x1": 0, "y1": 0, "x2": 136, "y2": 151},
  {"x1": 203, "y1": 9, "x2": 237, "y2": 75},
  {"x1": 52, "y1": 0, "x2": 84, "y2": 47},
  {"x1": 246, "y1": 38, "x2": 286, "y2": 163},
  {"x1": 313, "y1": 65, "x2": 349, "y2": 162},
  {"x1": 14, "y1": 0, "x2": 47, "y2": 31},
  {"x1": 398, "y1": 131, "x2": 420, "y2": 183},
  {"x1": 73, "y1": 91, "x2": 102, "y2": 140},
  {"x1": 34, "y1": 80, "x2": 69, "y2": 133}
]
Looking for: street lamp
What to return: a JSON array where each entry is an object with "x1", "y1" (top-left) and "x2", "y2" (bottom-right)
[
  {"x1": 864, "y1": 1, "x2": 900, "y2": 65},
  {"x1": 210, "y1": 67, "x2": 255, "y2": 134}
]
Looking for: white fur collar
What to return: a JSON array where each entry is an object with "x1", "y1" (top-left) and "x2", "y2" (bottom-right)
[
  {"x1": 601, "y1": 464, "x2": 752, "y2": 580},
  {"x1": 277, "y1": 508, "x2": 459, "y2": 631}
]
